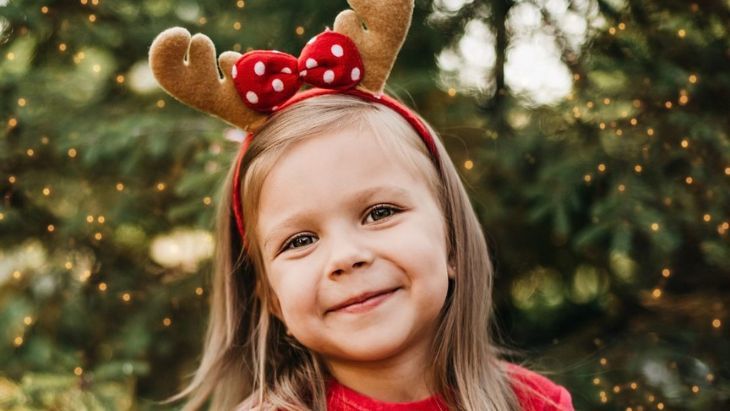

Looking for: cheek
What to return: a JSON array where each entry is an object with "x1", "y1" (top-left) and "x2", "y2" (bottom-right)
[{"x1": 268, "y1": 263, "x2": 320, "y2": 321}]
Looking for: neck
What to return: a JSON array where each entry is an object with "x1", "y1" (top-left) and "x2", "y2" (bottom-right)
[{"x1": 324, "y1": 340, "x2": 437, "y2": 403}]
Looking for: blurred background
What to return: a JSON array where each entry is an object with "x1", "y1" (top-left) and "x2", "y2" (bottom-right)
[{"x1": 1, "y1": 0, "x2": 728, "y2": 409}]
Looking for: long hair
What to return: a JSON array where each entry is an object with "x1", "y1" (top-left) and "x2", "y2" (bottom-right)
[{"x1": 164, "y1": 93, "x2": 553, "y2": 410}]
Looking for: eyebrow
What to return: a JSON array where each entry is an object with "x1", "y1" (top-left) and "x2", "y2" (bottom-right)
[{"x1": 262, "y1": 185, "x2": 412, "y2": 252}]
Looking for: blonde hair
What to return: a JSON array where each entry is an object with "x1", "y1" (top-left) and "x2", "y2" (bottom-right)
[{"x1": 164, "y1": 93, "x2": 556, "y2": 410}]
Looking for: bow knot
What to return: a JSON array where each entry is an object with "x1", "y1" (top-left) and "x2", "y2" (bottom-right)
[{"x1": 231, "y1": 30, "x2": 365, "y2": 112}]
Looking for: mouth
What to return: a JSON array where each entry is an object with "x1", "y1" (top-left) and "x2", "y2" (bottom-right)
[{"x1": 327, "y1": 287, "x2": 401, "y2": 314}]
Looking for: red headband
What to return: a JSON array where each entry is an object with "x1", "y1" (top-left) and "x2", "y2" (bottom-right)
[{"x1": 230, "y1": 87, "x2": 441, "y2": 246}]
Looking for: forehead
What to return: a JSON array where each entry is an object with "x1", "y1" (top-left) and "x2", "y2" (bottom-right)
[{"x1": 255, "y1": 126, "x2": 433, "y2": 242}]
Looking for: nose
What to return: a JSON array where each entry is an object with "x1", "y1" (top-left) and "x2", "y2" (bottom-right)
[{"x1": 325, "y1": 226, "x2": 374, "y2": 278}]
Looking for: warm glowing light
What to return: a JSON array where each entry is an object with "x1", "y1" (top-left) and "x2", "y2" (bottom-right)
[
  {"x1": 59, "y1": 43, "x2": 67, "y2": 52},
  {"x1": 156, "y1": 182, "x2": 166, "y2": 191},
  {"x1": 679, "y1": 95, "x2": 689, "y2": 105},
  {"x1": 89, "y1": 14, "x2": 96, "y2": 22},
  {"x1": 14, "y1": 337, "x2": 23, "y2": 347},
  {"x1": 163, "y1": 317, "x2": 172, "y2": 326},
  {"x1": 599, "y1": 122, "x2": 606, "y2": 129},
  {"x1": 9, "y1": 176, "x2": 16, "y2": 183},
  {"x1": 618, "y1": 184, "x2": 626, "y2": 192},
  {"x1": 665, "y1": 101, "x2": 673, "y2": 109},
  {"x1": 98, "y1": 216, "x2": 105, "y2": 224},
  {"x1": 630, "y1": 382, "x2": 638, "y2": 390},
  {"x1": 26, "y1": 148, "x2": 34, "y2": 157},
  {"x1": 86, "y1": 215, "x2": 94, "y2": 223},
  {"x1": 199, "y1": 17, "x2": 207, "y2": 25},
  {"x1": 658, "y1": 402, "x2": 665, "y2": 409},
  {"x1": 195, "y1": 287, "x2": 204, "y2": 296},
  {"x1": 74, "y1": 367, "x2": 83, "y2": 376},
  {"x1": 6, "y1": 52, "x2": 16, "y2": 60},
  {"x1": 618, "y1": 22, "x2": 626, "y2": 30},
  {"x1": 464, "y1": 160, "x2": 474, "y2": 170},
  {"x1": 608, "y1": 27, "x2": 616, "y2": 35},
  {"x1": 634, "y1": 164, "x2": 642, "y2": 173},
  {"x1": 203, "y1": 196, "x2": 212, "y2": 205},
  {"x1": 122, "y1": 292, "x2": 131, "y2": 302},
  {"x1": 678, "y1": 29, "x2": 686, "y2": 38},
  {"x1": 603, "y1": 98, "x2": 611, "y2": 105},
  {"x1": 647, "y1": 128, "x2": 654, "y2": 136},
  {"x1": 116, "y1": 74, "x2": 125, "y2": 84},
  {"x1": 233, "y1": 21, "x2": 241, "y2": 30},
  {"x1": 651, "y1": 223, "x2": 660, "y2": 231},
  {"x1": 448, "y1": 88, "x2": 457, "y2": 97},
  {"x1": 681, "y1": 139, "x2": 689, "y2": 148},
  {"x1": 41, "y1": 6, "x2": 49, "y2": 13},
  {"x1": 237, "y1": 0, "x2": 245, "y2": 7},
  {"x1": 295, "y1": 26, "x2": 304, "y2": 35},
  {"x1": 13, "y1": 271, "x2": 22, "y2": 279},
  {"x1": 42, "y1": 187, "x2": 51, "y2": 196},
  {"x1": 65, "y1": 261, "x2": 73, "y2": 270},
  {"x1": 94, "y1": 232, "x2": 103, "y2": 240},
  {"x1": 68, "y1": 148, "x2": 77, "y2": 158},
  {"x1": 92, "y1": 64, "x2": 101, "y2": 73},
  {"x1": 703, "y1": 214, "x2": 711, "y2": 222},
  {"x1": 630, "y1": 118, "x2": 637, "y2": 126},
  {"x1": 613, "y1": 385, "x2": 620, "y2": 393},
  {"x1": 18, "y1": 98, "x2": 27, "y2": 107},
  {"x1": 685, "y1": 176, "x2": 693, "y2": 184},
  {"x1": 712, "y1": 319, "x2": 722, "y2": 328},
  {"x1": 691, "y1": 385, "x2": 700, "y2": 393},
  {"x1": 47, "y1": 224, "x2": 55, "y2": 232},
  {"x1": 600, "y1": 358, "x2": 608, "y2": 366},
  {"x1": 662, "y1": 268, "x2": 671, "y2": 278},
  {"x1": 593, "y1": 377, "x2": 600, "y2": 385},
  {"x1": 9, "y1": 118, "x2": 18, "y2": 127},
  {"x1": 156, "y1": 99, "x2": 166, "y2": 108},
  {"x1": 598, "y1": 163, "x2": 606, "y2": 172},
  {"x1": 116, "y1": 182, "x2": 125, "y2": 191},
  {"x1": 689, "y1": 74, "x2": 698, "y2": 84},
  {"x1": 23, "y1": 316, "x2": 32, "y2": 325},
  {"x1": 98, "y1": 282, "x2": 107, "y2": 291},
  {"x1": 652, "y1": 288, "x2": 662, "y2": 298}
]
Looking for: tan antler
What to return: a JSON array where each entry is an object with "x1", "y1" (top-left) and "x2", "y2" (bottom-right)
[
  {"x1": 334, "y1": 0, "x2": 414, "y2": 94},
  {"x1": 148, "y1": 27, "x2": 267, "y2": 131}
]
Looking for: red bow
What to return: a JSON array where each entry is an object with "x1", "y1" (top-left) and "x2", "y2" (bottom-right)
[{"x1": 231, "y1": 29, "x2": 365, "y2": 112}]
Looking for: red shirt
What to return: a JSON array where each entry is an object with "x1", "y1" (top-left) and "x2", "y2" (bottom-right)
[{"x1": 326, "y1": 362, "x2": 574, "y2": 411}]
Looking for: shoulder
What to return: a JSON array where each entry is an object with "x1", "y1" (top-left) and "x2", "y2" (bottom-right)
[{"x1": 502, "y1": 362, "x2": 575, "y2": 411}]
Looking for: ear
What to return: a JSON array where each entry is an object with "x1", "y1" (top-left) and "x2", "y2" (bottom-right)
[{"x1": 447, "y1": 262, "x2": 456, "y2": 279}]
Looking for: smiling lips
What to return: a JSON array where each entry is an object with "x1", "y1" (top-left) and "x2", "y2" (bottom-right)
[{"x1": 327, "y1": 288, "x2": 400, "y2": 314}]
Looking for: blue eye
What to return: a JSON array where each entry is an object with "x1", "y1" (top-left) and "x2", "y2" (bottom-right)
[
  {"x1": 365, "y1": 204, "x2": 400, "y2": 223},
  {"x1": 283, "y1": 234, "x2": 316, "y2": 251}
]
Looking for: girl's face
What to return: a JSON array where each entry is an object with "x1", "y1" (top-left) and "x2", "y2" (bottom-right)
[{"x1": 255, "y1": 125, "x2": 453, "y2": 367}]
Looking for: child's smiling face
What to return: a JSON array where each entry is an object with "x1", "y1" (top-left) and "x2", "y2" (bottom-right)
[{"x1": 255, "y1": 125, "x2": 453, "y2": 366}]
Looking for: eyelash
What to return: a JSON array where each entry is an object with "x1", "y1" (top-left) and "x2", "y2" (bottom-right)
[{"x1": 280, "y1": 204, "x2": 402, "y2": 252}]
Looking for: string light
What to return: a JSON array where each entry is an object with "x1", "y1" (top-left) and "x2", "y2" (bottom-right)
[
  {"x1": 14, "y1": 337, "x2": 23, "y2": 347},
  {"x1": 13, "y1": 271, "x2": 22, "y2": 280},
  {"x1": 652, "y1": 288, "x2": 662, "y2": 298},
  {"x1": 198, "y1": 17, "x2": 207, "y2": 25},
  {"x1": 86, "y1": 215, "x2": 94, "y2": 223},
  {"x1": 447, "y1": 88, "x2": 456, "y2": 97},
  {"x1": 233, "y1": 21, "x2": 242, "y2": 30},
  {"x1": 47, "y1": 224, "x2": 55, "y2": 232},
  {"x1": 464, "y1": 160, "x2": 474, "y2": 170},
  {"x1": 94, "y1": 232, "x2": 103, "y2": 240},
  {"x1": 18, "y1": 98, "x2": 27, "y2": 107},
  {"x1": 295, "y1": 26, "x2": 305, "y2": 35},
  {"x1": 712, "y1": 319, "x2": 722, "y2": 328},
  {"x1": 664, "y1": 101, "x2": 673, "y2": 109},
  {"x1": 121, "y1": 292, "x2": 131, "y2": 302},
  {"x1": 662, "y1": 268, "x2": 671, "y2": 278},
  {"x1": 685, "y1": 176, "x2": 693, "y2": 184},
  {"x1": 26, "y1": 148, "x2": 34, "y2": 157},
  {"x1": 41, "y1": 6, "x2": 49, "y2": 13},
  {"x1": 65, "y1": 261, "x2": 73, "y2": 270},
  {"x1": 68, "y1": 148, "x2": 77, "y2": 158},
  {"x1": 97, "y1": 216, "x2": 105, "y2": 224},
  {"x1": 92, "y1": 63, "x2": 101, "y2": 73},
  {"x1": 156, "y1": 182, "x2": 166, "y2": 191},
  {"x1": 681, "y1": 138, "x2": 689, "y2": 148},
  {"x1": 74, "y1": 367, "x2": 83, "y2": 376},
  {"x1": 6, "y1": 52, "x2": 15, "y2": 60},
  {"x1": 156, "y1": 99, "x2": 166, "y2": 108},
  {"x1": 651, "y1": 223, "x2": 660, "y2": 231},
  {"x1": 203, "y1": 196, "x2": 212, "y2": 205},
  {"x1": 618, "y1": 184, "x2": 626, "y2": 192},
  {"x1": 98, "y1": 282, "x2": 107, "y2": 291},
  {"x1": 689, "y1": 74, "x2": 698, "y2": 84},
  {"x1": 59, "y1": 43, "x2": 67, "y2": 52},
  {"x1": 23, "y1": 316, "x2": 32, "y2": 325},
  {"x1": 703, "y1": 214, "x2": 711, "y2": 222},
  {"x1": 237, "y1": 0, "x2": 245, "y2": 8},
  {"x1": 42, "y1": 187, "x2": 51, "y2": 196},
  {"x1": 678, "y1": 29, "x2": 686, "y2": 38},
  {"x1": 608, "y1": 27, "x2": 616, "y2": 35},
  {"x1": 9, "y1": 176, "x2": 16, "y2": 183},
  {"x1": 647, "y1": 128, "x2": 654, "y2": 136},
  {"x1": 116, "y1": 182, "x2": 125, "y2": 191},
  {"x1": 8, "y1": 118, "x2": 18, "y2": 127},
  {"x1": 598, "y1": 163, "x2": 606, "y2": 172},
  {"x1": 195, "y1": 287, "x2": 204, "y2": 296},
  {"x1": 163, "y1": 317, "x2": 172, "y2": 326},
  {"x1": 116, "y1": 74, "x2": 125, "y2": 84}
]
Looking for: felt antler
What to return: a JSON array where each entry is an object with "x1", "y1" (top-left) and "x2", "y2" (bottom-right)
[
  {"x1": 334, "y1": 0, "x2": 414, "y2": 94},
  {"x1": 149, "y1": 27, "x2": 267, "y2": 131}
]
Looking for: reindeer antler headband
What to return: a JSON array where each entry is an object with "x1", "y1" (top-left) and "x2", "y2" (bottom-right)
[{"x1": 149, "y1": 0, "x2": 439, "y2": 245}]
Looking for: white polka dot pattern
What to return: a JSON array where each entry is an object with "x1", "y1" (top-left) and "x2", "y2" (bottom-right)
[
  {"x1": 254, "y1": 61, "x2": 265, "y2": 76},
  {"x1": 331, "y1": 44, "x2": 344, "y2": 57},
  {"x1": 323, "y1": 70, "x2": 335, "y2": 84},
  {"x1": 246, "y1": 91, "x2": 259, "y2": 104}
]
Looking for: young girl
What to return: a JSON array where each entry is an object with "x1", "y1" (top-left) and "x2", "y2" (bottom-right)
[{"x1": 150, "y1": 1, "x2": 575, "y2": 410}]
